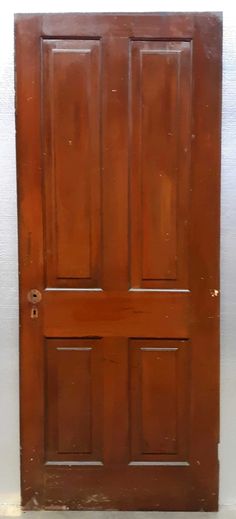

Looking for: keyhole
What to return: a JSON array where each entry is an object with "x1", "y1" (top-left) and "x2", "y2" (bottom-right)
[{"x1": 31, "y1": 307, "x2": 38, "y2": 319}]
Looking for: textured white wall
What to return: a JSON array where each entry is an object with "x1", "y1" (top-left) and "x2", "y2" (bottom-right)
[{"x1": 0, "y1": 0, "x2": 235, "y2": 512}]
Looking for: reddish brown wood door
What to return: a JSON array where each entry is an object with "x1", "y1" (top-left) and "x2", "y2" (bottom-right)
[{"x1": 15, "y1": 13, "x2": 222, "y2": 511}]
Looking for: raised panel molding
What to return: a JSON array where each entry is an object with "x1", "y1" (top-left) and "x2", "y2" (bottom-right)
[
  {"x1": 42, "y1": 40, "x2": 102, "y2": 288},
  {"x1": 129, "y1": 339, "x2": 190, "y2": 463},
  {"x1": 45, "y1": 338, "x2": 103, "y2": 464},
  {"x1": 130, "y1": 41, "x2": 192, "y2": 289}
]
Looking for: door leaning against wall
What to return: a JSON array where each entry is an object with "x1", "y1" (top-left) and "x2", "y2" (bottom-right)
[{"x1": 15, "y1": 12, "x2": 222, "y2": 511}]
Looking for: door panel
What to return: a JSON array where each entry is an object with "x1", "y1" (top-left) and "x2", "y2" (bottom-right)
[
  {"x1": 45, "y1": 338, "x2": 103, "y2": 463},
  {"x1": 15, "y1": 13, "x2": 222, "y2": 511},
  {"x1": 42, "y1": 40, "x2": 102, "y2": 288},
  {"x1": 129, "y1": 339, "x2": 190, "y2": 462},
  {"x1": 130, "y1": 41, "x2": 191, "y2": 288}
]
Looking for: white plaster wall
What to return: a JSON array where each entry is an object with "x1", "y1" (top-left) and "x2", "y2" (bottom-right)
[{"x1": 0, "y1": 0, "x2": 235, "y2": 512}]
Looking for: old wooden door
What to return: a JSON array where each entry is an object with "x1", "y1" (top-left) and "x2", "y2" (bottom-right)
[{"x1": 15, "y1": 13, "x2": 222, "y2": 511}]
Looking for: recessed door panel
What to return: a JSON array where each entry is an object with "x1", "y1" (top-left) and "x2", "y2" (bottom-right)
[
  {"x1": 42, "y1": 40, "x2": 102, "y2": 288},
  {"x1": 45, "y1": 338, "x2": 103, "y2": 463},
  {"x1": 130, "y1": 41, "x2": 192, "y2": 289},
  {"x1": 129, "y1": 339, "x2": 190, "y2": 462}
]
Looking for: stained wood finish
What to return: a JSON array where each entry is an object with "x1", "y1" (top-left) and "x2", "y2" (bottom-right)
[
  {"x1": 130, "y1": 41, "x2": 191, "y2": 288},
  {"x1": 44, "y1": 290, "x2": 189, "y2": 337},
  {"x1": 45, "y1": 338, "x2": 103, "y2": 462},
  {"x1": 43, "y1": 40, "x2": 102, "y2": 288},
  {"x1": 129, "y1": 340, "x2": 190, "y2": 461},
  {"x1": 15, "y1": 13, "x2": 222, "y2": 511}
]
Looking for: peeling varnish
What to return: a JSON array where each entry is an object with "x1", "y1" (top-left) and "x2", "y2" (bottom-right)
[
  {"x1": 210, "y1": 289, "x2": 219, "y2": 297},
  {"x1": 83, "y1": 493, "x2": 111, "y2": 504},
  {"x1": 46, "y1": 504, "x2": 69, "y2": 511}
]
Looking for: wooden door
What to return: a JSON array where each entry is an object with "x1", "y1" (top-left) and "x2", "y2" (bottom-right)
[{"x1": 15, "y1": 13, "x2": 222, "y2": 511}]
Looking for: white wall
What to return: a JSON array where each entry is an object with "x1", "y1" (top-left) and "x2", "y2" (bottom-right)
[{"x1": 0, "y1": 0, "x2": 235, "y2": 513}]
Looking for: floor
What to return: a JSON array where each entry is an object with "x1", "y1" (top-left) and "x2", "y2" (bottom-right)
[{"x1": 1, "y1": 511, "x2": 236, "y2": 519}]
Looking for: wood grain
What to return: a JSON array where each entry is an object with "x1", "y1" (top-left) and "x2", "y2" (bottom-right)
[
  {"x1": 130, "y1": 41, "x2": 191, "y2": 288},
  {"x1": 42, "y1": 40, "x2": 101, "y2": 287},
  {"x1": 15, "y1": 12, "x2": 222, "y2": 511}
]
